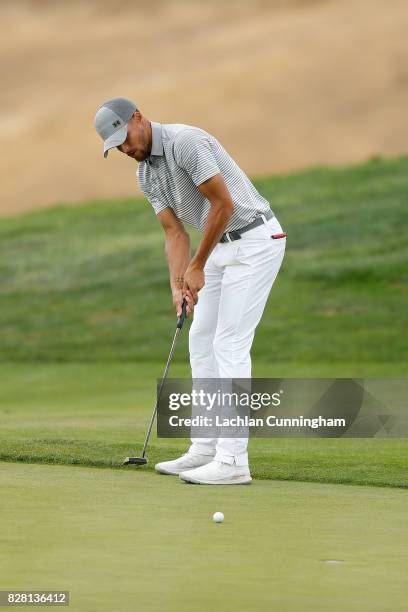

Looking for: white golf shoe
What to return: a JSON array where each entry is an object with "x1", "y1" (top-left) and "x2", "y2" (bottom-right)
[
  {"x1": 179, "y1": 460, "x2": 252, "y2": 485},
  {"x1": 155, "y1": 452, "x2": 214, "y2": 476}
]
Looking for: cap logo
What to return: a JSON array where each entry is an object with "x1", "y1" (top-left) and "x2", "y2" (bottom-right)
[{"x1": 112, "y1": 120, "x2": 121, "y2": 128}]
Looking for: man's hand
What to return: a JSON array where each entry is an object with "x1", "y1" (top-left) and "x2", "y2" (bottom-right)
[
  {"x1": 156, "y1": 175, "x2": 234, "y2": 317},
  {"x1": 172, "y1": 287, "x2": 194, "y2": 318},
  {"x1": 183, "y1": 260, "x2": 205, "y2": 305}
]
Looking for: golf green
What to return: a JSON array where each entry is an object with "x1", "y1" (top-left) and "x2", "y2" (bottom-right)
[{"x1": 1, "y1": 463, "x2": 407, "y2": 612}]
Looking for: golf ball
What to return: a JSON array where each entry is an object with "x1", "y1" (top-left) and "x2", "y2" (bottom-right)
[{"x1": 213, "y1": 512, "x2": 224, "y2": 523}]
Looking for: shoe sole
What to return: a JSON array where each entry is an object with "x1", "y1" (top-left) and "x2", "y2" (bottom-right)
[
  {"x1": 179, "y1": 475, "x2": 252, "y2": 485},
  {"x1": 155, "y1": 466, "x2": 183, "y2": 476}
]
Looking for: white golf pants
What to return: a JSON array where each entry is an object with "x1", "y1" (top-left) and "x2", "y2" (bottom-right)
[{"x1": 188, "y1": 214, "x2": 286, "y2": 466}]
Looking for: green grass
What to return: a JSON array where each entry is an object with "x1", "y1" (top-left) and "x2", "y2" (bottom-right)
[
  {"x1": 0, "y1": 155, "x2": 407, "y2": 363},
  {"x1": 1, "y1": 463, "x2": 407, "y2": 612},
  {"x1": 1, "y1": 156, "x2": 407, "y2": 610},
  {"x1": 0, "y1": 362, "x2": 407, "y2": 488},
  {"x1": 0, "y1": 156, "x2": 407, "y2": 489}
]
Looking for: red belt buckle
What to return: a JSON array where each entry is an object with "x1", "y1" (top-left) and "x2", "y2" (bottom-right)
[{"x1": 271, "y1": 232, "x2": 287, "y2": 239}]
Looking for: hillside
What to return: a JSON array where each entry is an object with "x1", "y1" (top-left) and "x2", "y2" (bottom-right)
[{"x1": 0, "y1": 155, "x2": 407, "y2": 365}]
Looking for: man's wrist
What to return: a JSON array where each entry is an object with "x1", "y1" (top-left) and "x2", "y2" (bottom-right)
[
  {"x1": 190, "y1": 256, "x2": 205, "y2": 270},
  {"x1": 171, "y1": 277, "x2": 184, "y2": 291}
]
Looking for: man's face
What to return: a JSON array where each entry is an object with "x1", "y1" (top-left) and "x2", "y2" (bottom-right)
[{"x1": 116, "y1": 112, "x2": 151, "y2": 162}]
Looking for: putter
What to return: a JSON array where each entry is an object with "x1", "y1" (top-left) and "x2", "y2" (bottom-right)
[{"x1": 123, "y1": 298, "x2": 188, "y2": 466}]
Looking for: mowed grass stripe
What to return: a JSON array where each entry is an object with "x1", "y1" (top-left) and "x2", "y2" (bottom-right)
[{"x1": 0, "y1": 363, "x2": 407, "y2": 488}]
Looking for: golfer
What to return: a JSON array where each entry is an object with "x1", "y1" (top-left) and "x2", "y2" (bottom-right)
[{"x1": 94, "y1": 97, "x2": 286, "y2": 485}]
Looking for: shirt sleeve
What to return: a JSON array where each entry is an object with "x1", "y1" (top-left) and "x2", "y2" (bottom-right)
[
  {"x1": 146, "y1": 192, "x2": 170, "y2": 215},
  {"x1": 173, "y1": 130, "x2": 221, "y2": 186},
  {"x1": 139, "y1": 182, "x2": 169, "y2": 215}
]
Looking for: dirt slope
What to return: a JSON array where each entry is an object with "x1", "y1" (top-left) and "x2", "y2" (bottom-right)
[{"x1": 0, "y1": 0, "x2": 407, "y2": 217}]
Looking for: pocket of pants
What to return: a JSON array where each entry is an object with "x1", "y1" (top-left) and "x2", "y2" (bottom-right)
[
  {"x1": 267, "y1": 216, "x2": 284, "y2": 234},
  {"x1": 235, "y1": 231, "x2": 286, "y2": 265},
  {"x1": 241, "y1": 217, "x2": 286, "y2": 242}
]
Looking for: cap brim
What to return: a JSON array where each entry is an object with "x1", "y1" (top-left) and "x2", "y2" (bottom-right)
[{"x1": 103, "y1": 124, "x2": 128, "y2": 158}]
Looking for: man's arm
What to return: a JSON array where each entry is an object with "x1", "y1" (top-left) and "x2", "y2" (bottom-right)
[
  {"x1": 194, "y1": 173, "x2": 234, "y2": 265},
  {"x1": 183, "y1": 173, "x2": 234, "y2": 303},
  {"x1": 156, "y1": 207, "x2": 193, "y2": 317}
]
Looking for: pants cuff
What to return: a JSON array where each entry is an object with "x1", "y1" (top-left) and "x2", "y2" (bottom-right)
[
  {"x1": 188, "y1": 442, "x2": 216, "y2": 457},
  {"x1": 214, "y1": 452, "x2": 249, "y2": 467}
]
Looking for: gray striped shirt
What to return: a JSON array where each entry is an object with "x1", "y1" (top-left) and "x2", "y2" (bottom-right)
[{"x1": 137, "y1": 121, "x2": 274, "y2": 232}]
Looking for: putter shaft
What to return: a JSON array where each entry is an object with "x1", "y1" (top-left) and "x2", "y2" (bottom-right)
[
  {"x1": 124, "y1": 299, "x2": 188, "y2": 465},
  {"x1": 141, "y1": 325, "x2": 182, "y2": 457}
]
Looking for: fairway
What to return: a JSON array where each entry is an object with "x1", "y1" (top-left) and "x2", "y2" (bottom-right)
[
  {"x1": 1, "y1": 362, "x2": 407, "y2": 488},
  {"x1": 1, "y1": 463, "x2": 407, "y2": 612}
]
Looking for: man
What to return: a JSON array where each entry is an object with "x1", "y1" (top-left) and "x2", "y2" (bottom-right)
[{"x1": 94, "y1": 97, "x2": 287, "y2": 485}]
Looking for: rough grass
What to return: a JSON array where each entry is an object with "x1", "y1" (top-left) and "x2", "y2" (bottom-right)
[{"x1": 0, "y1": 155, "x2": 407, "y2": 363}]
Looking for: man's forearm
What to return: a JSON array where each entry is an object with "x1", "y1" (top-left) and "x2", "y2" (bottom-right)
[
  {"x1": 192, "y1": 200, "x2": 233, "y2": 268},
  {"x1": 165, "y1": 230, "x2": 191, "y2": 291}
]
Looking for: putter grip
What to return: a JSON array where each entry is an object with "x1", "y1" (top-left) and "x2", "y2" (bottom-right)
[{"x1": 177, "y1": 299, "x2": 188, "y2": 329}]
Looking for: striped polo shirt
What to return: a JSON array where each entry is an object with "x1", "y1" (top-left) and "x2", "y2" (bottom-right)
[{"x1": 137, "y1": 121, "x2": 274, "y2": 233}]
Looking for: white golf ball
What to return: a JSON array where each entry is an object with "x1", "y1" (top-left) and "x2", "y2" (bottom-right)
[{"x1": 213, "y1": 512, "x2": 224, "y2": 523}]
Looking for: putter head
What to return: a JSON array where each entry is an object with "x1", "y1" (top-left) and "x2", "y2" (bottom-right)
[{"x1": 123, "y1": 456, "x2": 148, "y2": 466}]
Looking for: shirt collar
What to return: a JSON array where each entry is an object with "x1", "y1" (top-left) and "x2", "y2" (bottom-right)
[{"x1": 148, "y1": 121, "x2": 163, "y2": 163}]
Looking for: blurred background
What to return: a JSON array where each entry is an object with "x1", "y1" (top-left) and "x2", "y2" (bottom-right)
[{"x1": 1, "y1": 0, "x2": 408, "y2": 216}]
